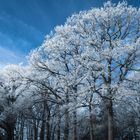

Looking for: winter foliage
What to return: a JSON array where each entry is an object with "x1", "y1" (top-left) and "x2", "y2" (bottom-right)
[{"x1": 0, "y1": 1, "x2": 140, "y2": 140}]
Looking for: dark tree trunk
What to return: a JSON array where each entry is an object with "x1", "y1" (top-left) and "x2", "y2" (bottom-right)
[
  {"x1": 40, "y1": 120, "x2": 45, "y2": 140},
  {"x1": 6, "y1": 125, "x2": 15, "y2": 140},
  {"x1": 46, "y1": 103, "x2": 51, "y2": 140},
  {"x1": 72, "y1": 86, "x2": 77, "y2": 140},
  {"x1": 89, "y1": 105, "x2": 94, "y2": 140},
  {"x1": 64, "y1": 93, "x2": 69, "y2": 140},
  {"x1": 57, "y1": 103, "x2": 61, "y2": 140},
  {"x1": 33, "y1": 120, "x2": 38, "y2": 140},
  {"x1": 64, "y1": 113, "x2": 69, "y2": 140},
  {"x1": 40, "y1": 101, "x2": 46, "y2": 140},
  {"x1": 107, "y1": 100, "x2": 113, "y2": 140},
  {"x1": 5, "y1": 115, "x2": 16, "y2": 140},
  {"x1": 73, "y1": 110, "x2": 77, "y2": 140}
]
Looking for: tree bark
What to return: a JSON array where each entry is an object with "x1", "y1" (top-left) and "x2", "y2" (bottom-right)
[
  {"x1": 6, "y1": 123, "x2": 15, "y2": 140},
  {"x1": 40, "y1": 101, "x2": 46, "y2": 140},
  {"x1": 5, "y1": 115, "x2": 16, "y2": 140},
  {"x1": 89, "y1": 105, "x2": 94, "y2": 140},
  {"x1": 64, "y1": 93, "x2": 69, "y2": 140},
  {"x1": 72, "y1": 86, "x2": 77, "y2": 140},
  {"x1": 57, "y1": 102, "x2": 61, "y2": 140},
  {"x1": 73, "y1": 110, "x2": 77, "y2": 140},
  {"x1": 108, "y1": 100, "x2": 113, "y2": 140},
  {"x1": 33, "y1": 120, "x2": 38, "y2": 140},
  {"x1": 46, "y1": 103, "x2": 51, "y2": 140}
]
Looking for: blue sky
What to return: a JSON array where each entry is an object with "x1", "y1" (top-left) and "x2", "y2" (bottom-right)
[{"x1": 0, "y1": 0, "x2": 139, "y2": 67}]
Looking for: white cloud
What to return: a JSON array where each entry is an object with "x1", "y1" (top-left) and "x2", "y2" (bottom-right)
[
  {"x1": 0, "y1": 12, "x2": 44, "y2": 42},
  {"x1": 0, "y1": 31, "x2": 32, "y2": 68},
  {"x1": 0, "y1": 46, "x2": 26, "y2": 67},
  {"x1": 0, "y1": 12, "x2": 44, "y2": 68}
]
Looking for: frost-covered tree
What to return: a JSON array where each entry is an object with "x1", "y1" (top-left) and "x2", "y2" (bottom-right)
[
  {"x1": 29, "y1": 1, "x2": 140, "y2": 140},
  {"x1": 54, "y1": 2, "x2": 140, "y2": 140},
  {"x1": 29, "y1": 33, "x2": 88, "y2": 140},
  {"x1": 0, "y1": 1, "x2": 140, "y2": 140},
  {"x1": 0, "y1": 65, "x2": 27, "y2": 140}
]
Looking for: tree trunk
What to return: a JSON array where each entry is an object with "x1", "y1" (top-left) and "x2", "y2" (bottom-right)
[
  {"x1": 107, "y1": 58, "x2": 113, "y2": 140},
  {"x1": 46, "y1": 103, "x2": 51, "y2": 140},
  {"x1": 5, "y1": 115, "x2": 16, "y2": 140},
  {"x1": 57, "y1": 102, "x2": 61, "y2": 140},
  {"x1": 73, "y1": 110, "x2": 77, "y2": 140},
  {"x1": 72, "y1": 86, "x2": 77, "y2": 140},
  {"x1": 6, "y1": 125, "x2": 15, "y2": 140},
  {"x1": 19, "y1": 119, "x2": 24, "y2": 140},
  {"x1": 89, "y1": 105, "x2": 94, "y2": 140},
  {"x1": 40, "y1": 120, "x2": 45, "y2": 140},
  {"x1": 64, "y1": 93, "x2": 69, "y2": 140},
  {"x1": 33, "y1": 120, "x2": 38, "y2": 140},
  {"x1": 64, "y1": 111, "x2": 69, "y2": 140},
  {"x1": 108, "y1": 100, "x2": 113, "y2": 140},
  {"x1": 40, "y1": 101, "x2": 46, "y2": 140}
]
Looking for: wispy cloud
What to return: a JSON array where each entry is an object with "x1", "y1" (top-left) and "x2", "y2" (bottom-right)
[
  {"x1": 0, "y1": 12, "x2": 44, "y2": 67},
  {"x1": 0, "y1": 46, "x2": 25, "y2": 67},
  {"x1": 0, "y1": 12, "x2": 44, "y2": 40},
  {"x1": 0, "y1": 31, "x2": 31, "y2": 67}
]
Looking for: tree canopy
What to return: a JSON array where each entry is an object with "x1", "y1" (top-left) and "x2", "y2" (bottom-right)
[{"x1": 0, "y1": 1, "x2": 140, "y2": 140}]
